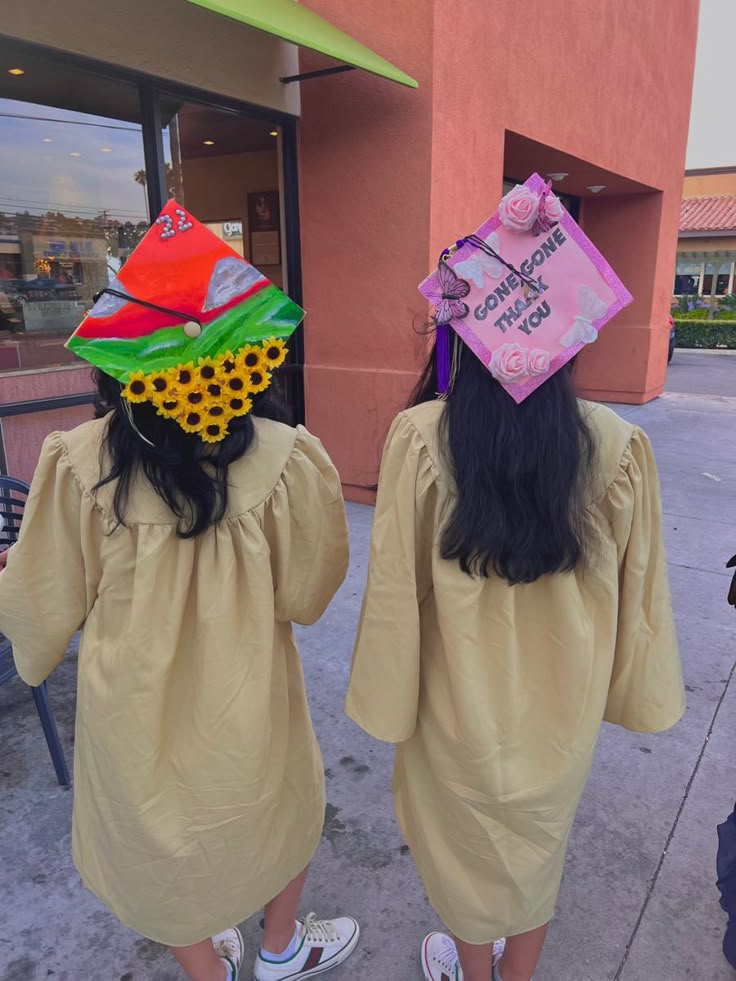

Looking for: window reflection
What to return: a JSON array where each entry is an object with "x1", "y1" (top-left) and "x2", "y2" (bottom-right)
[
  {"x1": 162, "y1": 101, "x2": 285, "y2": 289},
  {"x1": 0, "y1": 97, "x2": 147, "y2": 370}
]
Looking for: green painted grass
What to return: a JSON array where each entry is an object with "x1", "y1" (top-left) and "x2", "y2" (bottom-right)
[{"x1": 68, "y1": 285, "x2": 303, "y2": 380}]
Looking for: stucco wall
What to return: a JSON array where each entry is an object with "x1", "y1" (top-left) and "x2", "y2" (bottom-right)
[{"x1": 299, "y1": 0, "x2": 700, "y2": 495}]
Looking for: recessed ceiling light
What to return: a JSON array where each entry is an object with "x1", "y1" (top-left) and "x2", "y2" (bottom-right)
[
  {"x1": 70, "y1": 152, "x2": 81, "y2": 157},
  {"x1": 8, "y1": 68, "x2": 25, "y2": 76},
  {"x1": 547, "y1": 172, "x2": 568, "y2": 182},
  {"x1": 587, "y1": 184, "x2": 606, "y2": 194},
  {"x1": 100, "y1": 147, "x2": 113, "y2": 153},
  {"x1": 42, "y1": 138, "x2": 53, "y2": 143},
  {"x1": 269, "y1": 130, "x2": 279, "y2": 137},
  {"x1": 203, "y1": 140, "x2": 215, "y2": 146}
]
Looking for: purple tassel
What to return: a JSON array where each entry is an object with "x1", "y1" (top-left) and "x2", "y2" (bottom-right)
[{"x1": 436, "y1": 322, "x2": 451, "y2": 395}]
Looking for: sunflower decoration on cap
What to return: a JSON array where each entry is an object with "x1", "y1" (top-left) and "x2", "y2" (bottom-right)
[{"x1": 66, "y1": 201, "x2": 303, "y2": 443}]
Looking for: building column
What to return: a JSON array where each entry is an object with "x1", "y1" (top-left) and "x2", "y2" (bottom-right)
[
  {"x1": 574, "y1": 190, "x2": 678, "y2": 404},
  {"x1": 299, "y1": 0, "x2": 507, "y2": 499}
]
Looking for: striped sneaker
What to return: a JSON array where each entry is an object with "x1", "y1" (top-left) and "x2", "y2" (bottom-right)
[
  {"x1": 253, "y1": 913, "x2": 360, "y2": 980},
  {"x1": 421, "y1": 932, "x2": 505, "y2": 981}
]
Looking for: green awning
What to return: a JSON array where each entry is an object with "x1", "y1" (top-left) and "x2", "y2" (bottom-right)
[{"x1": 185, "y1": 0, "x2": 418, "y2": 89}]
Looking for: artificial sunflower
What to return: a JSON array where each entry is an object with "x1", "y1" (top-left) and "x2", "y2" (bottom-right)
[
  {"x1": 204, "y1": 403, "x2": 228, "y2": 422},
  {"x1": 218, "y1": 351, "x2": 238, "y2": 376},
  {"x1": 224, "y1": 394, "x2": 253, "y2": 417},
  {"x1": 148, "y1": 370, "x2": 173, "y2": 400},
  {"x1": 203, "y1": 380, "x2": 224, "y2": 400},
  {"x1": 262, "y1": 337, "x2": 288, "y2": 369},
  {"x1": 168, "y1": 363, "x2": 198, "y2": 393},
  {"x1": 179, "y1": 409, "x2": 206, "y2": 433},
  {"x1": 237, "y1": 344, "x2": 266, "y2": 373},
  {"x1": 223, "y1": 370, "x2": 250, "y2": 396},
  {"x1": 245, "y1": 367, "x2": 272, "y2": 395},
  {"x1": 196, "y1": 357, "x2": 220, "y2": 385},
  {"x1": 182, "y1": 387, "x2": 207, "y2": 411},
  {"x1": 200, "y1": 420, "x2": 230, "y2": 444},
  {"x1": 122, "y1": 370, "x2": 151, "y2": 403},
  {"x1": 156, "y1": 394, "x2": 184, "y2": 419}
]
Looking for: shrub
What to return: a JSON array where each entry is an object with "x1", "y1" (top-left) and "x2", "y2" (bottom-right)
[
  {"x1": 673, "y1": 309, "x2": 709, "y2": 320},
  {"x1": 671, "y1": 307, "x2": 735, "y2": 321},
  {"x1": 673, "y1": 320, "x2": 736, "y2": 349}
]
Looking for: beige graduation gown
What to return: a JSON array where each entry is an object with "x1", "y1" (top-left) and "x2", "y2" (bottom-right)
[
  {"x1": 0, "y1": 416, "x2": 348, "y2": 945},
  {"x1": 346, "y1": 399, "x2": 684, "y2": 943}
]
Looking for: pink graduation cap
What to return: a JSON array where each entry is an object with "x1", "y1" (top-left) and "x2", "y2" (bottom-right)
[{"x1": 418, "y1": 173, "x2": 633, "y2": 402}]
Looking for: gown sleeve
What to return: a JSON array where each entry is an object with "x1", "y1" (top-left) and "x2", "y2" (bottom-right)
[
  {"x1": 345, "y1": 412, "x2": 437, "y2": 743},
  {"x1": 603, "y1": 427, "x2": 685, "y2": 732},
  {"x1": 0, "y1": 433, "x2": 102, "y2": 686},
  {"x1": 263, "y1": 426, "x2": 349, "y2": 625}
]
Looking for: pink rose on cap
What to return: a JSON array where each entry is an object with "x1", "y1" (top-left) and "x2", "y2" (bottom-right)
[
  {"x1": 490, "y1": 343, "x2": 529, "y2": 383},
  {"x1": 543, "y1": 193, "x2": 564, "y2": 224},
  {"x1": 499, "y1": 184, "x2": 540, "y2": 232},
  {"x1": 527, "y1": 349, "x2": 551, "y2": 376}
]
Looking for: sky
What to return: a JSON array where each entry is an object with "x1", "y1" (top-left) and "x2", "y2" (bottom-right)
[
  {"x1": 686, "y1": 0, "x2": 736, "y2": 170},
  {"x1": 0, "y1": 99, "x2": 149, "y2": 221}
]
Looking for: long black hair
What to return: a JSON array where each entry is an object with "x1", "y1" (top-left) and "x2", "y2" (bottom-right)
[
  {"x1": 93, "y1": 369, "x2": 292, "y2": 538},
  {"x1": 409, "y1": 339, "x2": 595, "y2": 585}
]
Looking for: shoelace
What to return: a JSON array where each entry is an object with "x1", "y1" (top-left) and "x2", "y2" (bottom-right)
[
  {"x1": 214, "y1": 936, "x2": 240, "y2": 960},
  {"x1": 303, "y1": 912, "x2": 339, "y2": 944},
  {"x1": 434, "y1": 936, "x2": 460, "y2": 973}
]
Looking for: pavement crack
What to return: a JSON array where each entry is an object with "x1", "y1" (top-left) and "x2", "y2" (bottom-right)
[{"x1": 613, "y1": 653, "x2": 736, "y2": 980}]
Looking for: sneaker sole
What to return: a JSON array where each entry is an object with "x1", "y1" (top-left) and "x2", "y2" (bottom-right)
[
  {"x1": 254, "y1": 921, "x2": 360, "y2": 981},
  {"x1": 420, "y1": 933, "x2": 445, "y2": 981}
]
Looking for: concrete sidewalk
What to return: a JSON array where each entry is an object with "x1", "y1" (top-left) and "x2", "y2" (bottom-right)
[{"x1": 2, "y1": 384, "x2": 736, "y2": 980}]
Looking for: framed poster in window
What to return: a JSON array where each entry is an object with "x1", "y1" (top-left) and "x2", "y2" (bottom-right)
[{"x1": 247, "y1": 191, "x2": 281, "y2": 266}]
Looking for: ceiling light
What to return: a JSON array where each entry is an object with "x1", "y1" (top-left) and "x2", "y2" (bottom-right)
[
  {"x1": 269, "y1": 130, "x2": 279, "y2": 137},
  {"x1": 42, "y1": 138, "x2": 53, "y2": 143},
  {"x1": 70, "y1": 152, "x2": 81, "y2": 157},
  {"x1": 587, "y1": 185, "x2": 606, "y2": 194},
  {"x1": 547, "y1": 172, "x2": 568, "y2": 182},
  {"x1": 8, "y1": 68, "x2": 25, "y2": 76},
  {"x1": 100, "y1": 147, "x2": 113, "y2": 153},
  {"x1": 203, "y1": 140, "x2": 215, "y2": 146}
]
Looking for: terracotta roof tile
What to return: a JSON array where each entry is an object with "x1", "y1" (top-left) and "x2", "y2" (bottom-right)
[{"x1": 680, "y1": 195, "x2": 736, "y2": 233}]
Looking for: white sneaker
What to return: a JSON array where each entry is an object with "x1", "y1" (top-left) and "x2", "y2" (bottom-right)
[
  {"x1": 254, "y1": 913, "x2": 360, "y2": 980},
  {"x1": 213, "y1": 926, "x2": 245, "y2": 980},
  {"x1": 421, "y1": 932, "x2": 506, "y2": 981}
]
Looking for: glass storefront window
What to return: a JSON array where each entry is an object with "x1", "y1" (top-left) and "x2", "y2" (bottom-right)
[
  {"x1": 162, "y1": 101, "x2": 285, "y2": 289},
  {"x1": 701, "y1": 261, "x2": 731, "y2": 297},
  {"x1": 0, "y1": 95, "x2": 148, "y2": 371},
  {"x1": 673, "y1": 260, "x2": 702, "y2": 296}
]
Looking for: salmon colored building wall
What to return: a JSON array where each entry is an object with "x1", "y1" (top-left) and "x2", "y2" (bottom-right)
[{"x1": 299, "y1": 0, "x2": 700, "y2": 499}]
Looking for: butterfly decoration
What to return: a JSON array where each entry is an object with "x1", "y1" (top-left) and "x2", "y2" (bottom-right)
[
  {"x1": 426, "y1": 260, "x2": 471, "y2": 324},
  {"x1": 454, "y1": 232, "x2": 505, "y2": 288},
  {"x1": 560, "y1": 284, "x2": 609, "y2": 347}
]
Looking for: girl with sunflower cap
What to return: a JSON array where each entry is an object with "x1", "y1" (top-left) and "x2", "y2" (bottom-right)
[{"x1": 0, "y1": 203, "x2": 359, "y2": 981}]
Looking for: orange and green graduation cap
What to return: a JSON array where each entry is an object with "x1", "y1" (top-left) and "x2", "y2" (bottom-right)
[{"x1": 67, "y1": 200, "x2": 304, "y2": 442}]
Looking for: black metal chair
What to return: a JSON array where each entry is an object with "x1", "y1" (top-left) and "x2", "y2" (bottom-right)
[{"x1": 1, "y1": 476, "x2": 70, "y2": 787}]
